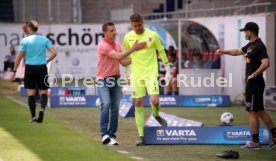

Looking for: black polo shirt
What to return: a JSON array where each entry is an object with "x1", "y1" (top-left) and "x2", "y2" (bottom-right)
[{"x1": 241, "y1": 38, "x2": 269, "y2": 78}]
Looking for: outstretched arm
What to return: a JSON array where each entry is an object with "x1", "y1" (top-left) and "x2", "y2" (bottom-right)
[
  {"x1": 108, "y1": 42, "x2": 146, "y2": 60},
  {"x1": 216, "y1": 49, "x2": 245, "y2": 56}
]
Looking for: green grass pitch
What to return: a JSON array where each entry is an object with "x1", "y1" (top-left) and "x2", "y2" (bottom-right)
[{"x1": 0, "y1": 80, "x2": 275, "y2": 161}]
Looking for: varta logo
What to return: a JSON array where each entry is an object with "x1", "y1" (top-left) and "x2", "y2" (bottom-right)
[
  {"x1": 156, "y1": 130, "x2": 164, "y2": 136},
  {"x1": 226, "y1": 131, "x2": 251, "y2": 136},
  {"x1": 61, "y1": 96, "x2": 86, "y2": 102},
  {"x1": 157, "y1": 130, "x2": 196, "y2": 137},
  {"x1": 194, "y1": 97, "x2": 212, "y2": 103},
  {"x1": 160, "y1": 97, "x2": 176, "y2": 102}
]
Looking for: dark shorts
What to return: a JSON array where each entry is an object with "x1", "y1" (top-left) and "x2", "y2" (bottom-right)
[
  {"x1": 245, "y1": 76, "x2": 265, "y2": 112},
  {"x1": 24, "y1": 65, "x2": 49, "y2": 90}
]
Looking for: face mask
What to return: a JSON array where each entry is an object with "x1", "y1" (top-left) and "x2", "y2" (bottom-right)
[{"x1": 245, "y1": 33, "x2": 250, "y2": 40}]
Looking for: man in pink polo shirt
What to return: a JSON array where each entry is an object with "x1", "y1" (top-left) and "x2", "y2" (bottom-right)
[{"x1": 97, "y1": 22, "x2": 146, "y2": 145}]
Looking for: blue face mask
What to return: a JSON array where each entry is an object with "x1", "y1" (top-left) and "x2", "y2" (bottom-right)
[{"x1": 245, "y1": 33, "x2": 250, "y2": 40}]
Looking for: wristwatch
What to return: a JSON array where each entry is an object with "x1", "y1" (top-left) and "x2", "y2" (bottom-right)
[{"x1": 12, "y1": 70, "x2": 17, "y2": 73}]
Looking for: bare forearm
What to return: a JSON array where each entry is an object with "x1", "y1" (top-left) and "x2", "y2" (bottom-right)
[
  {"x1": 13, "y1": 53, "x2": 24, "y2": 71},
  {"x1": 250, "y1": 62, "x2": 270, "y2": 77},
  {"x1": 47, "y1": 53, "x2": 57, "y2": 63},
  {"x1": 117, "y1": 48, "x2": 135, "y2": 60},
  {"x1": 47, "y1": 47, "x2": 58, "y2": 63},
  {"x1": 110, "y1": 42, "x2": 146, "y2": 60},
  {"x1": 222, "y1": 49, "x2": 244, "y2": 56},
  {"x1": 120, "y1": 57, "x2": 131, "y2": 66},
  {"x1": 13, "y1": 58, "x2": 21, "y2": 71}
]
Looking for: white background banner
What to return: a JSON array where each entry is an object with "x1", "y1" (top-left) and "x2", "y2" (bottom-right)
[
  {"x1": 0, "y1": 23, "x2": 129, "y2": 77},
  {"x1": 0, "y1": 15, "x2": 268, "y2": 100}
]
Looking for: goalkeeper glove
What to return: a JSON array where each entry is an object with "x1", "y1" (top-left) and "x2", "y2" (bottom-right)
[
  {"x1": 125, "y1": 65, "x2": 132, "y2": 84},
  {"x1": 165, "y1": 65, "x2": 172, "y2": 85}
]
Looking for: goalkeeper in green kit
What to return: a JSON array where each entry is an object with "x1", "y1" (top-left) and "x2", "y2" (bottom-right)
[{"x1": 122, "y1": 13, "x2": 172, "y2": 145}]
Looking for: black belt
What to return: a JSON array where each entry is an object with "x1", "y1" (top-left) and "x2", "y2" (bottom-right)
[{"x1": 98, "y1": 75, "x2": 120, "y2": 81}]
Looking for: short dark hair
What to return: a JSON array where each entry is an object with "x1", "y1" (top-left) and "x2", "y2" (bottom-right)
[
  {"x1": 130, "y1": 13, "x2": 143, "y2": 23},
  {"x1": 26, "y1": 21, "x2": 38, "y2": 32},
  {"x1": 102, "y1": 22, "x2": 114, "y2": 32},
  {"x1": 168, "y1": 45, "x2": 175, "y2": 51}
]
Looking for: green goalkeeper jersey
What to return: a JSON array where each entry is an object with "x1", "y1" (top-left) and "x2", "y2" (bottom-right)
[{"x1": 123, "y1": 28, "x2": 165, "y2": 79}]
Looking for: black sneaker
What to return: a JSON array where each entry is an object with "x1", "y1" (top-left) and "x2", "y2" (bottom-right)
[
  {"x1": 37, "y1": 111, "x2": 44, "y2": 123},
  {"x1": 136, "y1": 136, "x2": 145, "y2": 146},
  {"x1": 267, "y1": 137, "x2": 276, "y2": 149},
  {"x1": 216, "y1": 150, "x2": 239, "y2": 159},
  {"x1": 30, "y1": 117, "x2": 37, "y2": 123},
  {"x1": 154, "y1": 115, "x2": 168, "y2": 126}
]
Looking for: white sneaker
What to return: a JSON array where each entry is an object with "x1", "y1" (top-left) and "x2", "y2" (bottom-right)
[
  {"x1": 102, "y1": 135, "x2": 110, "y2": 144},
  {"x1": 240, "y1": 141, "x2": 261, "y2": 149},
  {"x1": 108, "y1": 138, "x2": 119, "y2": 145}
]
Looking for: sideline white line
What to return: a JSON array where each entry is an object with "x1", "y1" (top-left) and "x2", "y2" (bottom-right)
[
  {"x1": 130, "y1": 156, "x2": 144, "y2": 160},
  {"x1": 5, "y1": 96, "x2": 145, "y2": 161},
  {"x1": 5, "y1": 96, "x2": 28, "y2": 108},
  {"x1": 117, "y1": 150, "x2": 130, "y2": 154},
  {"x1": 117, "y1": 150, "x2": 144, "y2": 160}
]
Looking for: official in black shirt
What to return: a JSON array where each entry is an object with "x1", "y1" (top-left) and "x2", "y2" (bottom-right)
[{"x1": 217, "y1": 22, "x2": 276, "y2": 149}]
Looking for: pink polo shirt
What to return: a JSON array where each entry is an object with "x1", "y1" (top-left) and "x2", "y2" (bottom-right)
[{"x1": 96, "y1": 38, "x2": 122, "y2": 80}]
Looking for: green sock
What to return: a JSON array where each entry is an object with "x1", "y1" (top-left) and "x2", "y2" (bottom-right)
[
  {"x1": 135, "y1": 107, "x2": 144, "y2": 137},
  {"x1": 151, "y1": 104, "x2": 160, "y2": 117}
]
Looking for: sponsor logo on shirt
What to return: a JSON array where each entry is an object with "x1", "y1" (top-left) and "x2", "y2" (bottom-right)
[{"x1": 246, "y1": 57, "x2": 250, "y2": 63}]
